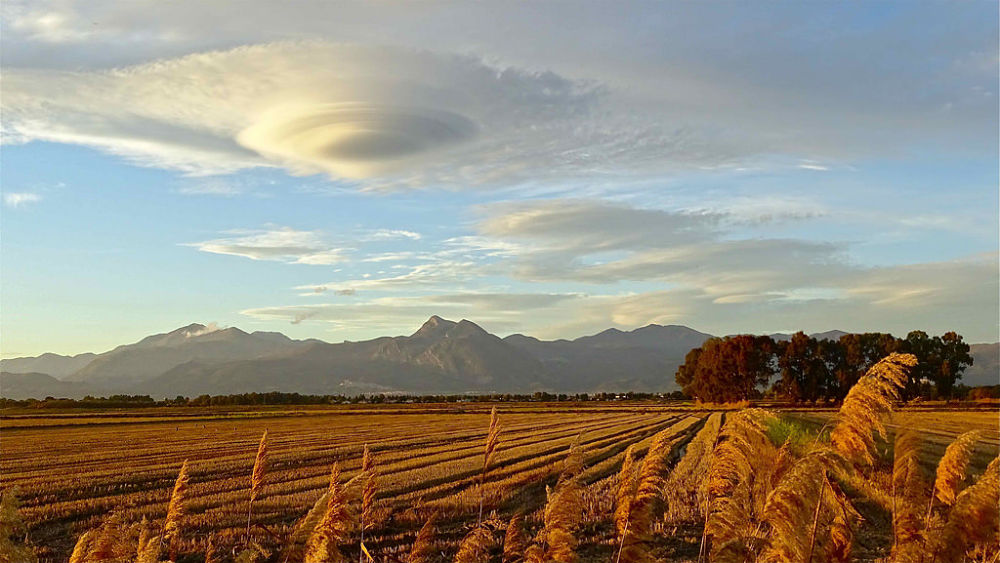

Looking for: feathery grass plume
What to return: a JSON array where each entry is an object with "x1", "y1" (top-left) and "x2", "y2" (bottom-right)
[
  {"x1": 665, "y1": 413, "x2": 723, "y2": 523},
  {"x1": 87, "y1": 513, "x2": 131, "y2": 562},
  {"x1": 932, "y1": 430, "x2": 980, "y2": 507},
  {"x1": 541, "y1": 480, "x2": 584, "y2": 563},
  {"x1": 164, "y1": 460, "x2": 190, "y2": 548},
  {"x1": 408, "y1": 512, "x2": 439, "y2": 563},
  {"x1": 890, "y1": 431, "x2": 927, "y2": 563},
  {"x1": 283, "y1": 491, "x2": 331, "y2": 563},
  {"x1": 528, "y1": 443, "x2": 585, "y2": 563},
  {"x1": 0, "y1": 488, "x2": 38, "y2": 563},
  {"x1": 479, "y1": 406, "x2": 502, "y2": 524},
  {"x1": 613, "y1": 444, "x2": 639, "y2": 537},
  {"x1": 306, "y1": 464, "x2": 352, "y2": 563},
  {"x1": 704, "y1": 409, "x2": 775, "y2": 500},
  {"x1": 502, "y1": 512, "x2": 528, "y2": 563},
  {"x1": 359, "y1": 444, "x2": 378, "y2": 563},
  {"x1": 618, "y1": 429, "x2": 678, "y2": 563},
  {"x1": 830, "y1": 353, "x2": 917, "y2": 467},
  {"x1": 455, "y1": 525, "x2": 495, "y2": 563},
  {"x1": 759, "y1": 449, "x2": 842, "y2": 563},
  {"x1": 69, "y1": 530, "x2": 98, "y2": 563},
  {"x1": 701, "y1": 409, "x2": 778, "y2": 563},
  {"x1": 235, "y1": 541, "x2": 270, "y2": 563},
  {"x1": 928, "y1": 456, "x2": 999, "y2": 562},
  {"x1": 135, "y1": 517, "x2": 160, "y2": 563},
  {"x1": 821, "y1": 475, "x2": 861, "y2": 563},
  {"x1": 247, "y1": 429, "x2": 270, "y2": 537}
]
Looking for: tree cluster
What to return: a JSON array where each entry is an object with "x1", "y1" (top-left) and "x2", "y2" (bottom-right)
[{"x1": 675, "y1": 331, "x2": 973, "y2": 403}]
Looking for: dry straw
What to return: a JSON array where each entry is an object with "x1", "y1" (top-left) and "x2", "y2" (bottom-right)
[
  {"x1": 931, "y1": 430, "x2": 980, "y2": 507},
  {"x1": 408, "y1": 512, "x2": 439, "y2": 563},
  {"x1": 305, "y1": 463, "x2": 352, "y2": 563},
  {"x1": 283, "y1": 490, "x2": 331, "y2": 562},
  {"x1": 135, "y1": 517, "x2": 160, "y2": 563},
  {"x1": 613, "y1": 443, "x2": 639, "y2": 538},
  {"x1": 479, "y1": 406, "x2": 502, "y2": 524},
  {"x1": 360, "y1": 444, "x2": 378, "y2": 563},
  {"x1": 617, "y1": 429, "x2": 677, "y2": 563},
  {"x1": 890, "y1": 431, "x2": 927, "y2": 563},
  {"x1": 526, "y1": 443, "x2": 585, "y2": 563},
  {"x1": 502, "y1": 512, "x2": 528, "y2": 563},
  {"x1": 830, "y1": 353, "x2": 917, "y2": 467},
  {"x1": 247, "y1": 429, "x2": 270, "y2": 537},
  {"x1": 455, "y1": 525, "x2": 495, "y2": 563},
  {"x1": 930, "y1": 455, "x2": 999, "y2": 561},
  {"x1": 664, "y1": 413, "x2": 723, "y2": 524},
  {"x1": 164, "y1": 460, "x2": 190, "y2": 553},
  {"x1": 0, "y1": 489, "x2": 37, "y2": 563}
]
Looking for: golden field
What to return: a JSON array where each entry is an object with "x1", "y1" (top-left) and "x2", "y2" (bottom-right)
[{"x1": 2, "y1": 360, "x2": 998, "y2": 563}]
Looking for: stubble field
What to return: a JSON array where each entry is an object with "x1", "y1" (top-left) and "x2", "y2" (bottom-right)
[{"x1": 1, "y1": 396, "x2": 997, "y2": 563}]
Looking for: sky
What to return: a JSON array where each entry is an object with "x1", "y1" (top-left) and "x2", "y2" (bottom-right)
[{"x1": 1, "y1": 1, "x2": 998, "y2": 358}]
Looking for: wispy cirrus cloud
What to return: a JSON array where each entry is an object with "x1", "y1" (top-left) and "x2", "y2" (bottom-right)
[{"x1": 184, "y1": 227, "x2": 348, "y2": 265}]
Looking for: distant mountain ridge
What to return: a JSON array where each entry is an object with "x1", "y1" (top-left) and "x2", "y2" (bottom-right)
[
  {"x1": 2, "y1": 319, "x2": 996, "y2": 399},
  {"x1": 65, "y1": 323, "x2": 306, "y2": 386},
  {"x1": 0, "y1": 352, "x2": 97, "y2": 379}
]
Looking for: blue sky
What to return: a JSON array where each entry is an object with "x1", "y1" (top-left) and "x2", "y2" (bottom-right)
[{"x1": 2, "y1": 1, "x2": 998, "y2": 357}]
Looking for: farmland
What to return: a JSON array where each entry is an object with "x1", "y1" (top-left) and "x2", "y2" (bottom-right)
[{"x1": 2, "y1": 388, "x2": 997, "y2": 562}]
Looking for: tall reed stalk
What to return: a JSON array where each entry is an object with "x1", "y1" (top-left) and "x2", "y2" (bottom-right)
[
  {"x1": 246, "y1": 430, "x2": 269, "y2": 539},
  {"x1": 478, "y1": 406, "x2": 501, "y2": 524}
]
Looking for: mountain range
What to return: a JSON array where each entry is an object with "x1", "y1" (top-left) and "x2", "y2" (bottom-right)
[{"x1": 2, "y1": 318, "x2": 997, "y2": 399}]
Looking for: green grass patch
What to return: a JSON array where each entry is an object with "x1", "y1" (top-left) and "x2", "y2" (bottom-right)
[{"x1": 765, "y1": 415, "x2": 830, "y2": 454}]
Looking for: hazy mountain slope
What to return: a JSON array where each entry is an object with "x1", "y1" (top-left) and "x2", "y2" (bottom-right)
[
  {"x1": 964, "y1": 343, "x2": 999, "y2": 387},
  {"x1": 143, "y1": 317, "x2": 550, "y2": 396},
  {"x1": 573, "y1": 324, "x2": 712, "y2": 353},
  {"x1": 504, "y1": 324, "x2": 715, "y2": 392},
  {"x1": 0, "y1": 353, "x2": 97, "y2": 379},
  {"x1": 0, "y1": 372, "x2": 95, "y2": 400},
  {"x1": 67, "y1": 324, "x2": 303, "y2": 386}
]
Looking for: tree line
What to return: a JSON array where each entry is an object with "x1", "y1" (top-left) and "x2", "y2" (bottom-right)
[
  {"x1": 675, "y1": 330, "x2": 974, "y2": 403},
  {"x1": 0, "y1": 390, "x2": 680, "y2": 409}
]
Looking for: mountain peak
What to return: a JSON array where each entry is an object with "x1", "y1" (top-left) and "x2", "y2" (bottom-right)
[
  {"x1": 451, "y1": 319, "x2": 489, "y2": 337},
  {"x1": 412, "y1": 315, "x2": 458, "y2": 338}
]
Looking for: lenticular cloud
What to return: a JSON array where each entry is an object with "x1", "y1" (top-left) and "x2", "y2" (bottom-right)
[
  {"x1": 238, "y1": 102, "x2": 477, "y2": 178},
  {"x1": 1, "y1": 41, "x2": 605, "y2": 186}
]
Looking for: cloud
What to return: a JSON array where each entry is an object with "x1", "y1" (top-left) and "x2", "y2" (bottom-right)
[
  {"x1": 469, "y1": 199, "x2": 849, "y2": 298},
  {"x1": 3, "y1": 192, "x2": 42, "y2": 207},
  {"x1": 13, "y1": 32, "x2": 987, "y2": 190},
  {"x1": 176, "y1": 180, "x2": 245, "y2": 196},
  {"x1": 362, "y1": 229, "x2": 422, "y2": 241},
  {"x1": 238, "y1": 102, "x2": 477, "y2": 178},
  {"x1": 184, "y1": 322, "x2": 222, "y2": 337},
  {"x1": 243, "y1": 292, "x2": 585, "y2": 333},
  {"x1": 2, "y1": 42, "x2": 621, "y2": 186},
  {"x1": 185, "y1": 227, "x2": 348, "y2": 265},
  {"x1": 244, "y1": 252, "x2": 998, "y2": 342},
  {"x1": 3, "y1": 3, "x2": 993, "y2": 192},
  {"x1": 295, "y1": 259, "x2": 479, "y2": 294}
]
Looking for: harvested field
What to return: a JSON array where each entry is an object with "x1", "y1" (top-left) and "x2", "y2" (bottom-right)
[
  {"x1": 2, "y1": 388, "x2": 997, "y2": 563},
  {"x1": 2, "y1": 404, "x2": 705, "y2": 562}
]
